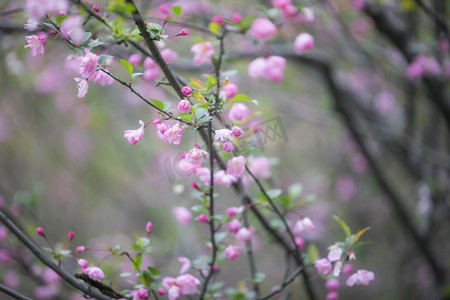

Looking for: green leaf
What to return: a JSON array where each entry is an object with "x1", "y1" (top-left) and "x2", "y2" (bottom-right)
[
  {"x1": 253, "y1": 272, "x2": 266, "y2": 284},
  {"x1": 209, "y1": 22, "x2": 220, "y2": 35},
  {"x1": 150, "y1": 99, "x2": 164, "y2": 110},
  {"x1": 307, "y1": 243, "x2": 319, "y2": 263},
  {"x1": 191, "y1": 205, "x2": 209, "y2": 215},
  {"x1": 82, "y1": 32, "x2": 92, "y2": 43},
  {"x1": 277, "y1": 196, "x2": 291, "y2": 206},
  {"x1": 333, "y1": 215, "x2": 352, "y2": 238},
  {"x1": 133, "y1": 253, "x2": 142, "y2": 270},
  {"x1": 120, "y1": 58, "x2": 133, "y2": 75},
  {"x1": 147, "y1": 22, "x2": 163, "y2": 32},
  {"x1": 147, "y1": 266, "x2": 160, "y2": 276},
  {"x1": 214, "y1": 232, "x2": 227, "y2": 243},
  {"x1": 98, "y1": 55, "x2": 113, "y2": 64},
  {"x1": 251, "y1": 99, "x2": 260, "y2": 106},
  {"x1": 88, "y1": 41, "x2": 103, "y2": 48},
  {"x1": 289, "y1": 183, "x2": 303, "y2": 200},
  {"x1": 178, "y1": 114, "x2": 192, "y2": 122},
  {"x1": 266, "y1": 189, "x2": 282, "y2": 199},
  {"x1": 163, "y1": 102, "x2": 171, "y2": 111},
  {"x1": 131, "y1": 72, "x2": 143, "y2": 80},
  {"x1": 120, "y1": 272, "x2": 133, "y2": 277},
  {"x1": 229, "y1": 94, "x2": 251, "y2": 104},
  {"x1": 172, "y1": 6, "x2": 182, "y2": 16},
  {"x1": 43, "y1": 22, "x2": 58, "y2": 32},
  {"x1": 352, "y1": 227, "x2": 371, "y2": 244}
]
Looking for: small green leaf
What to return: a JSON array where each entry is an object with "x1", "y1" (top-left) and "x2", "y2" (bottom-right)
[
  {"x1": 172, "y1": 6, "x2": 182, "y2": 16},
  {"x1": 150, "y1": 99, "x2": 164, "y2": 110},
  {"x1": 133, "y1": 253, "x2": 142, "y2": 270},
  {"x1": 88, "y1": 41, "x2": 103, "y2": 48},
  {"x1": 352, "y1": 226, "x2": 371, "y2": 244},
  {"x1": 209, "y1": 22, "x2": 220, "y2": 35},
  {"x1": 120, "y1": 272, "x2": 133, "y2": 277},
  {"x1": 131, "y1": 72, "x2": 143, "y2": 80},
  {"x1": 214, "y1": 232, "x2": 227, "y2": 243},
  {"x1": 43, "y1": 22, "x2": 58, "y2": 32},
  {"x1": 120, "y1": 58, "x2": 133, "y2": 75},
  {"x1": 289, "y1": 183, "x2": 303, "y2": 200},
  {"x1": 266, "y1": 189, "x2": 282, "y2": 199},
  {"x1": 307, "y1": 243, "x2": 319, "y2": 263},
  {"x1": 147, "y1": 266, "x2": 160, "y2": 276},
  {"x1": 278, "y1": 196, "x2": 291, "y2": 206},
  {"x1": 147, "y1": 23, "x2": 163, "y2": 32},
  {"x1": 251, "y1": 99, "x2": 260, "y2": 106},
  {"x1": 191, "y1": 205, "x2": 209, "y2": 215},
  {"x1": 229, "y1": 94, "x2": 251, "y2": 104},
  {"x1": 333, "y1": 215, "x2": 352, "y2": 238},
  {"x1": 82, "y1": 32, "x2": 92, "y2": 43},
  {"x1": 98, "y1": 55, "x2": 113, "y2": 64},
  {"x1": 253, "y1": 272, "x2": 266, "y2": 284},
  {"x1": 163, "y1": 102, "x2": 171, "y2": 111}
]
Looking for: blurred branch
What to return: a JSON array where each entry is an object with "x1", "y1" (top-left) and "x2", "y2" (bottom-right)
[
  {"x1": 258, "y1": 265, "x2": 304, "y2": 300},
  {"x1": 0, "y1": 283, "x2": 33, "y2": 300},
  {"x1": 413, "y1": 0, "x2": 449, "y2": 40},
  {"x1": 0, "y1": 210, "x2": 115, "y2": 300}
]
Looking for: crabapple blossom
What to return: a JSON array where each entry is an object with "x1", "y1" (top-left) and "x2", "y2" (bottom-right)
[
  {"x1": 78, "y1": 52, "x2": 100, "y2": 78},
  {"x1": 226, "y1": 206, "x2": 242, "y2": 218},
  {"x1": 214, "y1": 170, "x2": 237, "y2": 186},
  {"x1": 214, "y1": 129, "x2": 233, "y2": 141},
  {"x1": 158, "y1": 288, "x2": 165, "y2": 295},
  {"x1": 327, "y1": 244, "x2": 343, "y2": 262},
  {"x1": 36, "y1": 227, "x2": 44, "y2": 236},
  {"x1": 298, "y1": 8, "x2": 315, "y2": 23},
  {"x1": 124, "y1": 120, "x2": 145, "y2": 145},
  {"x1": 295, "y1": 237, "x2": 305, "y2": 249},
  {"x1": 197, "y1": 214, "x2": 209, "y2": 223},
  {"x1": 76, "y1": 246, "x2": 85, "y2": 253},
  {"x1": 161, "y1": 48, "x2": 178, "y2": 64},
  {"x1": 228, "y1": 103, "x2": 250, "y2": 122},
  {"x1": 333, "y1": 260, "x2": 343, "y2": 277},
  {"x1": 231, "y1": 13, "x2": 243, "y2": 23},
  {"x1": 163, "y1": 124, "x2": 183, "y2": 145},
  {"x1": 231, "y1": 126, "x2": 244, "y2": 137},
  {"x1": 227, "y1": 156, "x2": 246, "y2": 178},
  {"x1": 406, "y1": 55, "x2": 441, "y2": 79},
  {"x1": 293, "y1": 217, "x2": 316, "y2": 234},
  {"x1": 181, "y1": 86, "x2": 192, "y2": 96},
  {"x1": 146, "y1": 221, "x2": 153, "y2": 233},
  {"x1": 283, "y1": 4, "x2": 298, "y2": 18},
  {"x1": 68, "y1": 231, "x2": 75, "y2": 240},
  {"x1": 85, "y1": 266, "x2": 104, "y2": 281},
  {"x1": 236, "y1": 227, "x2": 253, "y2": 242},
  {"x1": 24, "y1": 32, "x2": 48, "y2": 56},
  {"x1": 249, "y1": 18, "x2": 277, "y2": 40},
  {"x1": 248, "y1": 56, "x2": 286, "y2": 82},
  {"x1": 162, "y1": 274, "x2": 201, "y2": 300},
  {"x1": 227, "y1": 219, "x2": 241, "y2": 234},
  {"x1": 77, "y1": 259, "x2": 89, "y2": 269},
  {"x1": 294, "y1": 33, "x2": 315, "y2": 54},
  {"x1": 177, "y1": 99, "x2": 190, "y2": 113},
  {"x1": 179, "y1": 29, "x2": 189, "y2": 36},
  {"x1": 60, "y1": 16, "x2": 85, "y2": 44},
  {"x1": 248, "y1": 58, "x2": 267, "y2": 79},
  {"x1": 248, "y1": 156, "x2": 272, "y2": 178},
  {"x1": 128, "y1": 54, "x2": 141, "y2": 66},
  {"x1": 25, "y1": 0, "x2": 69, "y2": 30},
  {"x1": 225, "y1": 245, "x2": 243, "y2": 260},
  {"x1": 173, "y1": 206, "x2": 192, "y2": 225},
  {"x1": 74, "y1": 78, "x2": 89, "y2": 98},
  {"x1": 315, "y1": 258, "x2": 332, "y2": 276},
  {"x1": 185, "y1": 147, "x2": 209, "y2": 165},
  {"x1": 211, "y1": 16, "x2": 225, "y2": 24},
  {"x1": 272, "y1": 0, "x2": 291, "y2": 9},
  {"x1": 346, "y1": 269, "x2": 375, "y2": 286},
  {"x1": 221, "y1": 82, "x2": 238, "y2": 99},
  {"x1": 191, "y1": 42, "x2": 214, "y2": 65},
  {"x1": 178, "y1": 257, "x2": 191, "y2": 275},
  {"x1": 130, "y1": 287, "x2": 148, "y2": 300},
  {"x1": 342, "y1": 264, "x2": 354, "y2": 275},
  {"x1": 326, "y1": 292, "x2": 339, "y2": 300},
  {"x1": 326, "y1": 278, "x2": 339, "y2": 292},
  {"x1": 195, "y1": 167, "x2": 211, "y2": 186},
  {"x1": 223, "y1": 140, "x2": 234, "y2": 152}
]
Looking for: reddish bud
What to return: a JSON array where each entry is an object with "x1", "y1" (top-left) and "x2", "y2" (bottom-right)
[
  {"x1": 179, "y1": 29, "x2": 189, "y2": 36},
  {"x1": 76, "y1": 246, "x2": 86, "y2": 253},
  {"x1": 50, "y1": 29, "x2": 56, "y2": 35},
  {"x1": 68, "y1": 231, "x2": 75, "y2": 241},
  {"x1": 158, "y1": 288, "x2": 165, "y2": 295},
  {"x1": 192, "y1": 181, "x2": 201, "y2": 191},
  {"x1": 197, "y1": 214, "x2": 209, "y2": 223},
  {"x1": 181, "y1": 86, "x2": 192, "y2": 96},
  {"x1": 145, "y1": 221, "x2": 153, "y2": 233},
  {"x1": 211, "y1": 16, "x2": 225, "y2": 24},
  {"x1": 36, "y1": 227, "x2": 45, "y2": 236},
  {"x1": 92, "y1": 5, "x2": 100, "y2": 13}
]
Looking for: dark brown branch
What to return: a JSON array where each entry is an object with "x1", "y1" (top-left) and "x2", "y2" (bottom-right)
[{"x1": 0, "y1": 283, "x2": 33, "y2": 300}]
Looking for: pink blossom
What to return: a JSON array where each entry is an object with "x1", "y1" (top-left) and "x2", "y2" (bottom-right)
[
  {"x1": 25, "y1": 0, "x2": 69, "y2": 30},
  {"x1": 0, "y1": 249, "x2": 11, "y2": 263},
  {"x1": 231, "y1": 126, "x2": 244, "y2": 137},
  {"x1": 163, "y1": 124, "x2": 183, "y2": 145},
  {"x1": 143, "y1": 68, "x2": 160, "y2": 81},
  {"x1": 327, "y1": 244, "x2": 343, "y2": 262},
  {"x1": 74, "y1": 78, "x2": 89, "y2": 98},
  {"x1": 227, "y1": 206, "x2": 241, "y2": 218},
  {"x1": 34, "y1": 285, "x2": 60, "y2": 299},
  {"x1": 248, "y1": 156, "x2": 271, "y2": 178},
  {"x1": 228, "y1": 219, "x2": 241, "y2": 234},
  {"x1": 36, "y1": 227, "x2": 45, "y2": 236},
  {"x1": 178, "y1": 257, "x2": 191, "y2": 275},
  {"x1": 158, "y1": 288, "x2": 166, "y2": 295},
  {"x1": 128, "y1": 54, "x2": 141, "y2": 66},
  {"x1": 231, "y1": 13, "x2": 243, "y2": 23},
  {"x1": 124, "y1": 120, "x2": 145, "y2": 145},
  {"x1": 228, "y1": 103, "x2": 250, "y2": 122},
  {"x1": 293, "y1": 217, "x2": 316, "y2": 234},
  {"x1": 144, "y1": 57, "x2": 158, "y2": 69},
  {"x1": 68, "y1": 231, "x2": 75, "y2": 241},
  {"x1": 297, "y1": 8, "x2": 315, "y2": 23},
  {"x1": 91, "y1": 69, "x2": 114, "y2": 86},
  {"x1": 407, "y1": 55, "x2": 441, "y2": 79},
  {"x1": 173, "y1": 206, "x2": 192, "y2": 225},
  {"x1": 179, "y1": 29, "x2": 189, "y2": 36},
  {"x1": 272, "y1": 0, "x2": 291, "y2": 9},
  {"x1": 283, "y1": 4, "x2": 298, "y2": 18},
  {"x1": 177, "y1": 99, "x2": 190, "y2": 113},
  {"x1": 0, "y1": 225, "x2": 8, "y2": 240},
  {"x1": 79, "y1": 52, "x2": 100, "y2": 78},
  {"x1": 346, "y1": 269, "x2": 375, "y2": 286},
  {"x1": 211, "y1": 16, "x2": 225, "y2": 24},
  {"x1": 295, "y1": 237, "x2": 305, "y2": 249},
  {"x1": 294, "y1": 33, "x2": 314, "y2": 54},
  {"x1": 333, "y1": 260, "x2": 343, "y2": 277},
  {"x1": 131, "y1": 287, "x2": 148, "y2": 300},
  {"x1": 225, "y1": 245, "x2": 243, "y2": 260},
  {"x1": 214, "y1": 129, "x2": 233, "y2": 141},
  {"x1": 191, "y1": 42, "x2": 214, "y2": 65},
  {"x1": 315, "y1": 258, "x2": 332, "y2": 276},
  {"x1": 176, "y1": 274, "x2": 201, "y2": 295},
  {"x1": 60, "y1": 16, "x2": 85, "y2": 43},
  {"x1": 249, "y1": 18, "x2": 277, "y2": 40},
  {"x1": 85, "y1": 266, "x2": 104, "y2": 281},
  {"x1": 248, "y1": 57, "x2": 268, "y2": 79},
  {"x1": 236, "y1": 227, "x2": 253, "y2": 242},
  {"x1": 78, "y1": 259, "x2": 89, "y2": 269},
  {"x1": 181, "y1": 86, "x2": 192, "y2": 96},
  {"x1": 222, "y1": 83, "x2": 238, "y2": 99},
  {"x1": 326, "y1": 278, "x2": 339, "y2": 292},
  {"x1": 197, "y1": 213, "x2": 209, "y2": 223},
  {"x1": 76, "y1": 246, "x2": 85, "y2": 253},
  {"x1": 326, "y1": 292, "x2": 339, "y2": 300},
  {"x1": 223, "y1": 140, "x2": 234, "y2": 152},
  {"x1": 227, "y1": 156, "x2": 246, "y2": 178},
  {"x1": 146, "y1": 221, "x2": 153, "y2": 233},
  {"x1": 42, "y1": 268, "x2": 60, "y2": 284},
  {"x1": 342, "y1": 264, "x2": 354, "y2": 275},
  {"x1": 24, "y1": 33, "x2": 47, "y2": 56},
  {"x1": 156, "y1": 122, "x2": 169, "y2": 140},
  {"x1": 4, "y1": 270, "x2": 19, "y2": 288},
  {"x1": 248, "y1": 56, "x2": 286, "y2": 82},
  {"x1": 161, "y1": 48, "x2": 178, "y2": 64},
  {"x1": 214, "y1": 170, "x2": 237, "y2": 186},
  {"x1": 195, "y1": 167, "x2": 211, "y2": 186}
]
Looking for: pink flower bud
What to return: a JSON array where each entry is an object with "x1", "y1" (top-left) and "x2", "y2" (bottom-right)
[
  {"x1": 68, "y1": 231, "x2": 75, "y2": 241},
  {"x1": 78, "y1": 258, "x2": 89, "y2": 269},
  {"x1": 294, "y1": 33, "x2": 314, "y2": 54},
  {"x1": 92, "y1": 5, "x2": 100, "y2": 13},
  {"x1": 222, "y1": 141, "x2": 233, "y2": 152},
  {"x1": 36, "y1": 227, "x2": 45, "y2": 236},
  {"x1": 181, "y1": 86, "x2": 192, "y2": 96},
  {"x1": 128, "y1": 54, "x2": 141, "y2": 66},
  {"x1": 146, "y1": 221, "x2": 153, "y2": 233},
  {"x1": 295, "y1": 237, "x2": 305, "y2": 249},
  {"x1": 178, "y1": 99, "x2": 190, "y2": 113},
  {"x1": 211, "y1": 16, "x2": 225, "y2": 24},
  {"x1": 173, "y1": 206, "x2": 192, "y2": 225},
  {"x1": 158, "y1": 288, "x2": 165, "y2": 295},
  {"x1": 236, "y1": 227, "x2": 253, "y2": 242},
  {"x1": 85, "y1": 266, "x2": 104, "y2": 281},
  {"x1": 315, "y1": 258, "x2": 332, "y2": 276},
  {"x1": 76, "y1": 246, "x2": 86, "y2": 253},
  {"x1": 326, "y1": 292, "x2": 339, "y2": 300},
  {"x1": 231, "y1": 126, "x2": 244, "y2": 137},
  {"x1": 225, "y1": 245, "x2": 243, "y2": 260},
  {"x1": 192, "y1": 181, "x2": 201, "y2": 191},
  {"x1": 342, "y1": 264, "x2": 354, "y2": 275},
  {"x1": 326, "y1": 278, "x2": 339, "y2": 292},
  {"x1": 249, "y1": 18, "x2": 277, "y2": 40},
  {"x1": 179, "y1": 29, "x2": 189, "y2": 36},
  {"x1": 231, "y1": 13, "x2": 242, "y2": 23},
  {"x1": 227, "y1": 219, "x2": 241, "y2": 234},
  {"x1": 197, "y1": 214, "x2": 209, "y2": 223},
  {"x1": 222, "y1": 83, "x2": 238, "y2": 99},
  {"x1": 226, "y1": 206, "x2": 239, "y2": 218}
]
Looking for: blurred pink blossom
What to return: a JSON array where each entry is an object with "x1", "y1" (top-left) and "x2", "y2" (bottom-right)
[
  {"x1": 228, "y1": 103, "x2": 250, "y2": 122},
  {"x1": 191, "y1": 42, "x2": 214, "y2": 65},
  {"x1": 346, "y1": 269, "x2": 375, "y2": 286},
  {"x1": 173, "y1": 206, "x2": 192, "y2": 225},
  {"x1": 249, "y1": 18, "x2": 277, "y2": 40},
  {"x1": 294, "y1": 33, "x2": 314, "y2": 54}
]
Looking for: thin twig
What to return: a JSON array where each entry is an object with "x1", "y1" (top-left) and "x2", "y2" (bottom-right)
[
  {"x1": 258, "y1": 266, "x2": 304, "y2": 300},
  {"x1": 0, "y1": 283, "x2": 34, "y2": 300}
]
